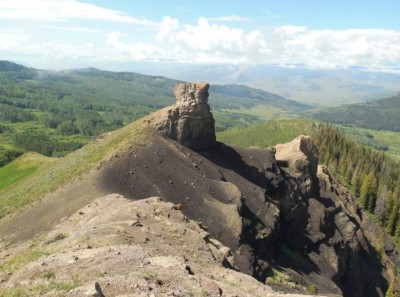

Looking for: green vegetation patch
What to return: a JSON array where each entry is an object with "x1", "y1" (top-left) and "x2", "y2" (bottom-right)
[
  {"x1": 0, "y1": 279, "x2": 81, "y2": 297},
  {"x1": 277, "y1": 243, "x2": 311, "y2": 267},
  {"x1": 307, "y1": 284, "x2": 319, "y2": 294},
  {"x1": 0, "y1": 248, "x2": 48, "y2": 274},
  {"x1": 0, "y1": 153, "x2": 49, "y2": 190},
  {"x1": 265, "y1": 267, "x2": 303, "y2": 291},
  {"x1": 44, "y1": 233, "x2": 67, "y2": 245},
  {"x1": 213, "y1": 110, "x2": 262, "y2": 131},
  {"x1": 369, "y1": 129, "x2": 400, "y2": 161},
  {"x1": 217, "y1": 119, "x2": 316, "y2": 148},
  {"x1": 0, "y1": 148, "x2": 24, "y2": 168}
]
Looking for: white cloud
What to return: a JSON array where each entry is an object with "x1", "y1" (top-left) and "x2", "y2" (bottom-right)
[
  {"x1": 0, "y1": 34, "x2": 18, "y2": 50},
  {"x1": 0, "y1": 32, "x2": 28, "y2": 50},
  {"x1": 272, "y1": 27, "x2": 400, "y2": 68},
  {"x1": 40, "y1": 25, "x2": 103, "y2": 33},
  {"x1": 106, "y1": 31, "x2": 163, "y2": 61},
  {"x1": 155, "y1": 19, "x2": 400, "y2": 69},
  {"x1": 157, "y1": 16, "x2": 180, "y2": 41},
  {"x1": 0, "y1": 0, "x2": 157, "y2": 27},
  {"x1": 157, "y1": 17, "x2": 267, "y2": 63},
  {"x1": 207, "y1": 15, "x2": 247, "y2": 22}
]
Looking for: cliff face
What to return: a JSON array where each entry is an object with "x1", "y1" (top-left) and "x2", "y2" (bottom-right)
[{"x1": 98, "y1": 83, "x2": 390, "y2": 297}]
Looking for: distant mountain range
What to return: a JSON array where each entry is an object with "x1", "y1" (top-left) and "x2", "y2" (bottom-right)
[
  {"x1": 106, "y1": 62, "x2": 400, "y2": 106},
  {"x1": 0, "y1": 60, "x2": 307, "y2": 111}
]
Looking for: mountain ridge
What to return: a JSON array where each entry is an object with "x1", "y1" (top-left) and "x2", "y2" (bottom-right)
[{"x1": 0, "y1": 60, "x2": 307, "y2": 110}]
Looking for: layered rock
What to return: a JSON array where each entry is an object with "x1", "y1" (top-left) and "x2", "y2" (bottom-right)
[{"x1": 154, "y1": 82, "x2": 216, "y2": 150}]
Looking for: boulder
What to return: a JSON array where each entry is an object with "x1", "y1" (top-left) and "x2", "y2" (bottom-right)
[{"x1": 154, "y1": 82, "x2": 216, "y2": 150}]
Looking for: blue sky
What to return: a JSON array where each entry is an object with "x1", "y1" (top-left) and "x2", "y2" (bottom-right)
[
  {"x1": 0, "y1": 0, "x2": 399, "y2": 71},
  {"x1": 86, "y1": 0, "x2": 400, "y2": 30}
]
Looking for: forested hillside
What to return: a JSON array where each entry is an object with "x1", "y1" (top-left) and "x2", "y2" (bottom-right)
[
  {"x1": 0, "y1": 61, "x2": 306, "y2": 166},
  {"x1": 311, "y1": 95, "x2": 400, "y2": 131},
  {"x1": 219, "y1": 120, "x2": 400, "y2": 242},
  {"x1": 314, "y1": 125, "x2": 400, "y2": 238}
]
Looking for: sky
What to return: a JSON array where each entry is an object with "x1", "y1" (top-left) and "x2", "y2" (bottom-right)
[{"x1": 0, "y1": 0, "x2": 399, "y2": 71}]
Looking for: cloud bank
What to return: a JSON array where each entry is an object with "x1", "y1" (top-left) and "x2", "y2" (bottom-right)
[{"x1": 0, "y1": 0, "x2": 399, "y2": 70}]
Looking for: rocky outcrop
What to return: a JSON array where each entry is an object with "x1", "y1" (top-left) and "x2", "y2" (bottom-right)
[
  {"x1": 275, "y1": 135, "x2": 319, "y2": 198},
  {"x1": 273, "y1": 135, "x2": 320, "y2": 221},
  {"x1": 0, "y1": 194, "x2": 317, "y2": 297},
  {"x1": 98, "y1": 130, "x2": 391, "y2": 296},
  {"x1": 154, "y1": 82, "x2": 216, "y2": 150},
  {"x1": 98, "y1": 113, "x2": 392, "y2": 297},
  {"x1": 270, "y1": 137, "x2": 388, "y2": 297}
]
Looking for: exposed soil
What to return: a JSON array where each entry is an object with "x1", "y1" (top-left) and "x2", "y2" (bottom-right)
[{"x1": 98, "y1": 136, "x2": 279, "y2": 275}]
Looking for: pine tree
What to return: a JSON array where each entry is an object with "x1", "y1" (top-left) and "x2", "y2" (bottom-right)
[
  {"x1": 375, "y1": 184, "x2": 388, "y2": 218},
  {"x1": 383, "y1": 191, "x2": 394, "y2": 226},
  {"x1": 360, "y1": 172, "x2": 377, "y2": 210},
  {"x1": 386, "y1": 191, "x2": 399, "y2": 236}
]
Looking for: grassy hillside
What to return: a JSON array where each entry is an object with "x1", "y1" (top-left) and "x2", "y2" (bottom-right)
[
  {"x1": 0, "y1": 61, "x2": 307, "y2": 165},
  {"x1": 310, "y1": 94, "x2": 400, "y2": 131},
  {"x1": 336, "y1": 126, "x2": 400, "y2": 161},
  {"x1": 0, "y1": 118, "x2": 146, "y2": 219},
  {"x1": 217, "y1": 119, "x2": 316, "y2": 147}
]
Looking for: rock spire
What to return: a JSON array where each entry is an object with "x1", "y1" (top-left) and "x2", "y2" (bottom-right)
[{"x1": 154, "y1": 82, "x2": 216, "y2": 150}]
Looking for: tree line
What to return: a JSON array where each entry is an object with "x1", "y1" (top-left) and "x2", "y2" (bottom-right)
[{"x1": 313, "y1": 124, "x2": 400, "y2": 239}]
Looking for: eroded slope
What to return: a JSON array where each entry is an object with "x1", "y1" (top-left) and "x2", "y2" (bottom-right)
[{"x1": 0, "y1": 194, "x2": 315, "y2": 297}]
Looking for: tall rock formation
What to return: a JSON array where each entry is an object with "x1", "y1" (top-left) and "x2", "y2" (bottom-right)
[{"x1": 154, "y1": 82, "x2": 216, "y2": 150}]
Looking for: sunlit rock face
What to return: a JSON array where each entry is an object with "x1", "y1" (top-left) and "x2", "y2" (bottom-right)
[{"x1": 154, "y1": 82, "x2": 216, "y2": 150}]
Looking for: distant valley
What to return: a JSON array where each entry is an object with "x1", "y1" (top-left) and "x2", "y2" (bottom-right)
[{"x1": 309, "y1": 94, "x2": 400, "y2": 160}]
